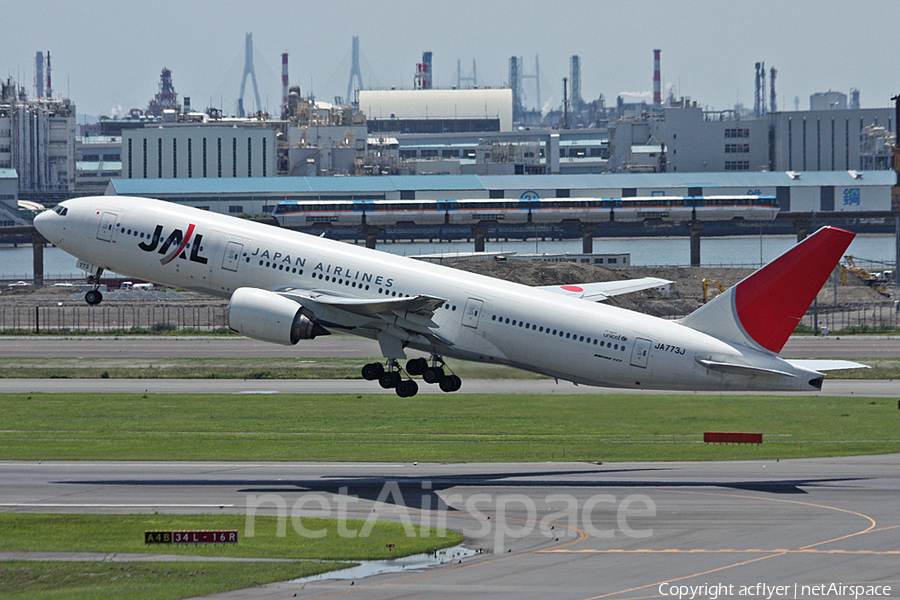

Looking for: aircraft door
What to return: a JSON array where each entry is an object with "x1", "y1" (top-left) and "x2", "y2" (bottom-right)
[
  {"x1": 461, "y1": 298, "x2": 484, "y2": 329},
  {"x1": 97, "y1": 212, "x2": 117, "y2": 242},
  {"x1": 222, "y1": 241, "x2": 243, "y2": 272},
  {"x1": 630, "y1": 337, "x2": 652, "y2": 369}
]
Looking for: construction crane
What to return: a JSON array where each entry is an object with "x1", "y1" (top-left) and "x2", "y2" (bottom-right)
[
  {"x1": 702, "y1": 278, "x2": 726, "y2": 303},
  {"x1": 839, "y1": 256, "x2": 891, "y2": 294}
]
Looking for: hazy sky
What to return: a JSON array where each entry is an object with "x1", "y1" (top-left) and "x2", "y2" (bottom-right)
[{"x1": 5, "y1": 0, "x2": 900, "y2": 120}]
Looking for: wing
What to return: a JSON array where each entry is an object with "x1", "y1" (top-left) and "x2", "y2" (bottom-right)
[
  {"x1": 278, "y1": 287, "x2": 448, "y2": 358},
  {"x1": 537, "y1": 277, "x2": 672, "y2": 302}
]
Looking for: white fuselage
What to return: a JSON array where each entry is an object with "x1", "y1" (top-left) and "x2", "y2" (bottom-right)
[{"x1": 35, "y1": 196, "x2": 823, "y2": 392}]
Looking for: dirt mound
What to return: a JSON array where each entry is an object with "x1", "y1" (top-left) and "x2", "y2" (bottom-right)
[
  {"x1": 448, "y1": 260, "x2": 661, "y2": 312},
  {"x1": 447, "y1": 259, "x2": 892, "y2": 317}
]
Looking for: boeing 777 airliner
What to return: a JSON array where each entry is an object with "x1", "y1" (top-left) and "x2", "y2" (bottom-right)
[{"x1": 34, "y1": 196, "x2": 860, "y2": 397}]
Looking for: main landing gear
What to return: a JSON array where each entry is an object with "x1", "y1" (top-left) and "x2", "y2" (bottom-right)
[
  {"x1": 360, "y1": 355, "x2": 462, "y2": 398},
  {"x1": 85, "y1": 268, "x2": 104, "y2": 306}
]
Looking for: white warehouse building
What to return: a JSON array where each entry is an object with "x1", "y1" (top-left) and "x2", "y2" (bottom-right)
[
  {"x1": 360, "y1": 89, "x2": 514, "y2": 133},
  {"x1": 121, "y1": 124, "x2": 278, "y2": 180}
]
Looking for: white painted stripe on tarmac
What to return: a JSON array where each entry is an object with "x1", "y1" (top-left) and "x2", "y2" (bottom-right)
[{"x1": 0, "y1": 503, "x2": 235, "y2": 508}]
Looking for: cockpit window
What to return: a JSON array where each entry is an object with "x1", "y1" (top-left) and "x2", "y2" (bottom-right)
[{"x1": 52, "y1": 205, "x2": 68, "y2": 216}]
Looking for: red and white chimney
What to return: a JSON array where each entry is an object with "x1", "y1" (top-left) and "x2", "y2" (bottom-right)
[{"x1": 653, "y1": 49, "x2": 661, "y2": 106}]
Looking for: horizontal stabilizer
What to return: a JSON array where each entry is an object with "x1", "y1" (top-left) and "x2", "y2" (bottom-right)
[
  {"x1": 538, "y1": 277, "x2": 672, "y2": 302},
  {"x1": 786, "y1": 359, "x2": 870, "y2": 372},
  {"x1": 696, "y1": 358, "x2": 797, "y2": 378}
]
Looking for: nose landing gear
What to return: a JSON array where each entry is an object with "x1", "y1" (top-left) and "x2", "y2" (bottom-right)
[{"x1": 84, "y1": 269, "x2": 104, "y2": 306}]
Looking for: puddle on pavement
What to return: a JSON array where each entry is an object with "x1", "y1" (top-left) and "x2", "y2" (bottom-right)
[{"x1": 293, "y1": 545, "x2": 479, "y2": 583}]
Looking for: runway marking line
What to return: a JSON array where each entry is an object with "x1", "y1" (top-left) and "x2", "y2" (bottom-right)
[
  {"x1": 0, "y1": 503, "x2": 235, "y2": 509},
  {"x1": 542, "y1": 548, "x2": 900, "y2": 556},
  {"x1": 577, "y1": 488, "x2": 882, "y2": 600}
]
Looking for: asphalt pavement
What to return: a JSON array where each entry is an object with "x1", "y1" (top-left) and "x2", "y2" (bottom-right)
[
  {"x1": 0, "y1": 335, "x2": 897, "y2": 359},
  {"x1": 1, "y1": 458, "x2": 897, "y2": 600}
]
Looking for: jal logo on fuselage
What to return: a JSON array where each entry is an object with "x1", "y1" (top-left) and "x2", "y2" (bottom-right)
[{"x1": 138, "y1": 224, "x2": 209, "y2": 265}]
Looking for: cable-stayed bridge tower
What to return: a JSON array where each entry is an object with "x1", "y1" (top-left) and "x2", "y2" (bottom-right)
[
  {"x1": 346, "y1": 36, "x2": 363, "y2": 106},
  {"x1": 238, "y1": 32, "x2": 262, "y2": 117}
]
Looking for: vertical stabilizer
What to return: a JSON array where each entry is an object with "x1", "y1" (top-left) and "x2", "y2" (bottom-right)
[{"x1": 680, "y1": 226, "x2": 854, "y2": 354}]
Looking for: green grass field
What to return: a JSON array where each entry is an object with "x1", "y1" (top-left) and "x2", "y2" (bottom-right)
[
  {"x1": 0, "y1": 561, "x2": 343, "y2": 600},
  {"x1": 2, "y1": 392, "x2": 898, "y2": 462},
  {"x1": 0, "y1": 513, "x2": 461, "y2": 560},
  {"x1": 0, "y1": 513, "x2": 462, "y2": 600}
]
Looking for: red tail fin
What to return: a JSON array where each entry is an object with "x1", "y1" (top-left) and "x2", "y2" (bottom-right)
[{"x1": 681, "y1": 227, "x2": 855, "y2": 354}]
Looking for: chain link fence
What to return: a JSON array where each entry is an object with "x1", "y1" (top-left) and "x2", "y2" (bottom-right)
[
  {"x1": 0, "y1": 300, "x2": 897, "y2": 335},
  {"x1": 0, "y1": 304, "x2": 229, "y2": 333},
  {"x1": 799, "y1": 302, "x2": 900, "y2": 333}
]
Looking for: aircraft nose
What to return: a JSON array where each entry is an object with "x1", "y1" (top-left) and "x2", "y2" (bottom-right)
[{"x1": 33, "y1": 208, "x2": 63, "y2": 245}]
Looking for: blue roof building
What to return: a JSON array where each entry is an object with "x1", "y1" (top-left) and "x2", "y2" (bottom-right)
[{"x1": 106, "y1": 171, "x2": 895, "y2": 216}]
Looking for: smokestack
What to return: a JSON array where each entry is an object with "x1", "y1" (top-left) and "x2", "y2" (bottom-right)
[
  {"x1": 770, "y1": 66, "x2": 777, "y2": 113},
  {"x1": 35, "y1": 52, "x2": 44, "y2": 99},
  {"x1": 653, "y1": 49, "x2": 662, "y2": 106},
  {"x1": 281, "y1": 52, "x2": 289, "y2": 110},
  {"x1": 415, "y1": 51, "x2": 433, "y2": 90},
  {"x1": 46, "y1": 51, "x2": 52, "y2": 98}
]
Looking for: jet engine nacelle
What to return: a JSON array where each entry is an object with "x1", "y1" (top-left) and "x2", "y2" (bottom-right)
[{"x1": 228, "y1": 287, "x2": 326, "y2": 345}]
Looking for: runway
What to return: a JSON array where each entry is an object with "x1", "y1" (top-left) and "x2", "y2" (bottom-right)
[
  {"x1": 0, "y1": 334, "x2": 897, "y2": 359},
  {"x1": 2, "y1": 334, "x2": 897, "y2": 396},
  {"x1": 4, "y1": 377, "x2": 900, "y2": 396},
  {"x1": 2, "y1": 457, "x2": 898, "y2": 599}
]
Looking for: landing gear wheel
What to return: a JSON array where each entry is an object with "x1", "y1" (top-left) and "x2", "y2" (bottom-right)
[
  {"x1": 439, "y1": 374, "x2": 462, "y2": 393},
  {"x1": 406, "y1": 357, "x2": 428, "y2": 376},
  {"x1": 85, "y1": 289, "x2": 103, "y2": 306},
  {"x1": 422, "y1": 366, "x2": 445, "y2": 385},
  {"x1": 395, "y1": 379, "x2": 419, "y2": 398},
  {"x1": 361, "y1": 362, "x2": 385, "y2": 381},
  {"x1": 378, "y1": 371, "x2": 402, "y2": 389}
]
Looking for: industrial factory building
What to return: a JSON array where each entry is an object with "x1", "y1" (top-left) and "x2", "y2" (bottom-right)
[
  {"x1": 121, "y1": 124, "x2": 278, "y2": 180},
  {"x1": 0, "y1": 168, "x2": 20, "y2": 226},
  {"x1": 609, "y1": 106, "x2": 770, "y2": 173},
  {"x1": 769, "y1": 107, "x2": 894, "y2": 172},
  {"x1": 0, "y1": 78, "x2": 77, "y2": 196}
]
